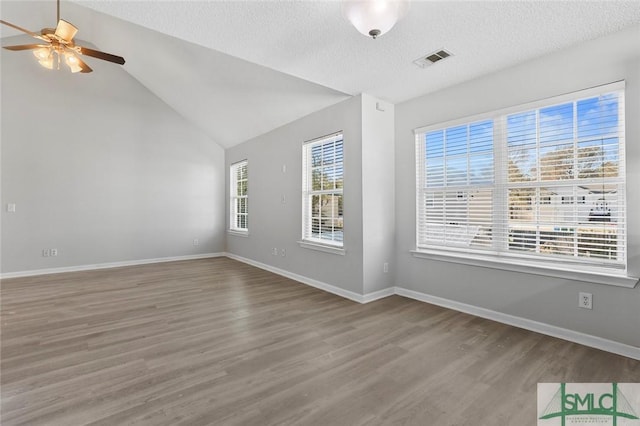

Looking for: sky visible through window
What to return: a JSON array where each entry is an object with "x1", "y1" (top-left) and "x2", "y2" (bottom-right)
[
  {"x1": 506, "y1": 94, "x2": 619, "y2": 180},
  {"x1": 425, "y1": 120, "x2": 494, "y2": 187}
]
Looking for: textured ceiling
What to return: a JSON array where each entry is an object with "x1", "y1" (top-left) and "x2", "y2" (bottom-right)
[
  {"x1": 2, "y1": 1, "x2": 640, "y2": 148},
  {"x1": 72, "y1": 0, "x2": 640, "y2": 103}
]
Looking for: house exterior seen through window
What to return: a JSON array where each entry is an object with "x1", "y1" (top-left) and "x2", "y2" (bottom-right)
[
  {"x1": 302, "y1": 133, "x2": 344, "y2": 247},
  {"x1": 415, "y1": 82, "x2": 626, "y2": 275}
]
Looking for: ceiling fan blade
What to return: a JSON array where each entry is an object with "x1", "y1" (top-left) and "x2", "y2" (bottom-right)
[
  {"x1": 78, "y1": 46, "x2": 125, "y2": 65},
  {"x1": 1, "y1": 20, "x2": 49, "y2": 42},
  {"x1": 54, "y1": 19, "x2": 78, "y2": 43},
  {"x1": 75, "y1": 55, "x2": 93, "y2": 73},
  {"x1": 3, "y1": 44, "x2": 49, "y2": 51}
]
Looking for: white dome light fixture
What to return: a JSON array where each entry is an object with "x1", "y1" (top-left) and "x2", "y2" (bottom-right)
[{"x1": 342, "y1": 0, "x2": 410, "y2": 39}]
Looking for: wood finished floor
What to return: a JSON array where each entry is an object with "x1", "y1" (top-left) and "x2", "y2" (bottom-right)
[{"x1": 1, "y1": 257, "x2": 639, "y2": 426}]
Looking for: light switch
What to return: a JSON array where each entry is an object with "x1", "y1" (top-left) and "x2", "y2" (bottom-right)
[{"x1": 7, "y1": 203, "x2": 16, "y2": 213}]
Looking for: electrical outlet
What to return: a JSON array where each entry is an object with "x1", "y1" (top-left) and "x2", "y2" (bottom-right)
[
  {"x1": 7, "y1": 203, "x2": 16, "y2": 213},
  {"x1": 281, "y1": 249, "x2": 286, "y2": 257},
  {"x1": 42, "y1": 249, "x2": 50, "y2": 257},
  {"x1": 50, "y1": 248, "x2": 58, "y2": 257},
  {"x1": 383, "y1": 262, "x2": 389, "y2": 273},
  {"x1": 579, "y1": 292, "x2": 593, "y2": 310},
  {"x1": 272, "y1": 247, "x2": 278, "y2": 255},
  {"x1": 193, "y1": 239, "x2": 199, "y2": 246}
]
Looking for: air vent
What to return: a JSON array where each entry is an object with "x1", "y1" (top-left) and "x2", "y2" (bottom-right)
[{"x1": 413, "y1": 48, "x2": 454, "y2": 68}]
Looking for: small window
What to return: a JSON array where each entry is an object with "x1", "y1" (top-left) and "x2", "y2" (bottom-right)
[
  {"x1": 230, "y1": 160, "x2": 248, "y2": 232},
  {"x1": 302, "y1": 133, "x2": 344, "y2": 247}
]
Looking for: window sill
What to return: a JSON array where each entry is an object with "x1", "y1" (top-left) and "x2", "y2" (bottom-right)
[
  {"x1": 298, "y1": 240, "x2": 345, "y2": 256},
  {"x1": 410, "y1": 249, "x2": 638, "y2": 288},
  {"x1": 227, "y1": 229, "x2": 249, "y2": 238}
]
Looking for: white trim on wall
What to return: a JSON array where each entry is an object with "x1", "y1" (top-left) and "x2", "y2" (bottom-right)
[
  {"x1": 0, "y1": 253, "x2": 226, "y2": 279},
  {"x1": 226, "y1": 253, "x2": 394, "y2": 304},
  {"x1": 394, "y1": 286, "x2": 640, "y2": 361},
  {"x1": 226, "y1": 252, "x2": 372, "y2": 303},
  {"x1": 411, "y1": 250, "x2": 638, "y2": 288}
]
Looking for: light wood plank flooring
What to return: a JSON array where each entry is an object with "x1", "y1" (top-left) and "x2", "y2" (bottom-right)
[{"x1": 1, "y1": 257, "x2": 639, "y2": 425}]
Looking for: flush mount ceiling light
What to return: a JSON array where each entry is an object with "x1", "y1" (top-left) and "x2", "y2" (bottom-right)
[
  {"x1": 1, "y1": 0, "x2": 125, "y2": 73},
  {"x1": 342, "y1": 0, "x2": 410, "y2": 39}
]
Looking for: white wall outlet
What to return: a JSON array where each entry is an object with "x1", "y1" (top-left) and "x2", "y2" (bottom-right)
[
  {"x1": 383, "y1": 262, "x2": 389, "y2": 273},
  {"x1": 42, "y1": 249, "x2": 50, "y2": 257},
  {"x1": 7, "y1": 203, "x2": 16, "y2": 213},
  {"x1": 281, "y1": 249, "x2": 286, "y2": 257},
  {"x1": 193, "y1": 239, "x2": 199, "y2": 246},
  {"x1": 50, "y1": 248, "x2": 58, "y2": 257},
  {"x1": 282, "y1": 164, "x2": 286, "y2": 173},
  {"x1": 272, "y1": 247, "x2": 278, "y2": 255},
  {"x1": 579, "y1": 292, "x2": 593, "y2": 310}
]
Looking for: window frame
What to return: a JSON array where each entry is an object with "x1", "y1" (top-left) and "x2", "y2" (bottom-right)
[
  {"x1": 301, "y1": 132, "x2": 345, "y2": 252},
  {"x1": 413, "y1": 81, "x2": 636, "y2": 287},
  {"x1": 229, "y1": 159, "x2": 249, "y2": 234}
]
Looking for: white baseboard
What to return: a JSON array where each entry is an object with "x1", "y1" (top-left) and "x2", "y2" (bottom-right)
[
  {"x1": 362, "y1": 287, "x2": 396, "y2": 303},
  {"x1": 225, "y1": 253, "x2": 394, "y2": 304},
  {"x1": 0, "y1": 253, "x2": 226, "y2": 279},
  {"x1": 395, "y1": 287, "x2": 640, "y2": 361}
]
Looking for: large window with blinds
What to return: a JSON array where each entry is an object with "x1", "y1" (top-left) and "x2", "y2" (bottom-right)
[
  {"x1": 302, "y1": 133, "x2": 344, "y2": 247},
  {"x1": 415, "y1": 82, "x2": 626, "y2": 276},
  {"x1": 230, "y1": 160, "x2": 248, "y2": 232}
]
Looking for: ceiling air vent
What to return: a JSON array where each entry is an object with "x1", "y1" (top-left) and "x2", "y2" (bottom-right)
[{"x1": 413, "y1": 49, "x2": 454, "y2": 68}]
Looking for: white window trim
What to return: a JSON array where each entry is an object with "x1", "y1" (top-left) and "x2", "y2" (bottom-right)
[
  {"x1": 411, "y1": 249, "x2": 637, "y2": 288},
  {"x1": 414, "y1": 81, "x2": 625, "y2": 136},
  {"x1": 230, "y1": 159, "x2": 248, "y2": 232},
  {"x1": 413, "y1": 81, "x2": 635, "y2": 287},
  {"x1": 298, "y1": 240, "x2": 346, "y2": 256},
  {"x1": 227, "y1": 229, "x2": 249, "y2": 237},
  {"x1": 301, "y1": 132, "x2": 345, "y2": 249}
]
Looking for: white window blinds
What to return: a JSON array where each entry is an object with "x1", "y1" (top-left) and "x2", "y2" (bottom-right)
[
  {"x1": 302, "y1": 133, "x2": 344, "y2": 247},
  {"x1": 230, "y1": 160, "x2": 248, "y2": 231},
  {"x1": 416, "y1": 82, "x2": 626, "y2": 273}
]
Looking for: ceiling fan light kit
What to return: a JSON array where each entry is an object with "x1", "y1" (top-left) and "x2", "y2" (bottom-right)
[
  {"x1": 1, "y1": 0, "x2": 125, "y2": 74},
  {"x1": 343, "y1": 0, "x2": 410, "y2": 39},
  {"x1": 65, "y1": 51, "x2": 84, "y2": 73}
]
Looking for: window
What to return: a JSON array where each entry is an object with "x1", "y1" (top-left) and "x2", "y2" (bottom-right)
[
  {"x1": 415, "y1": 82, "x2": 626, "y2": 277},
  {"x1": 230, "y1": 160, "x2": 248, "y2": 232},
  {"x1": 302, "y1": 133, "x2": 344, "y2": 247}
]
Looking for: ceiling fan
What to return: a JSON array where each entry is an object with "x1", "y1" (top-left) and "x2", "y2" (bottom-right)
[{"x1": 1, "y1": 0, "x2": 125, "y2": 73}]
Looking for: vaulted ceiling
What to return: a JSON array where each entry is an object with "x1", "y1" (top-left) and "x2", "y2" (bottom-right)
[{"x1": 2, "y1": 1, "x2": 640, "y2": 148}]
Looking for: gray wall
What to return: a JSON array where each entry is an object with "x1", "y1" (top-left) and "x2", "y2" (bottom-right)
[
  {"x1": 226, "y1": 96, "x2": 365, "y2": 294},
  {"x1": 225, "y1": 94, "x2": 397, "y2": 297},
  {"x1": 1, "y1": 38, "x2": 226, "y2": 274},
  {"x1": 394, "y1": 25, "x2": 640, "y2": 347},
  {"x1": 361, "y1": 94, "x2": 395, "y2": 294}
]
